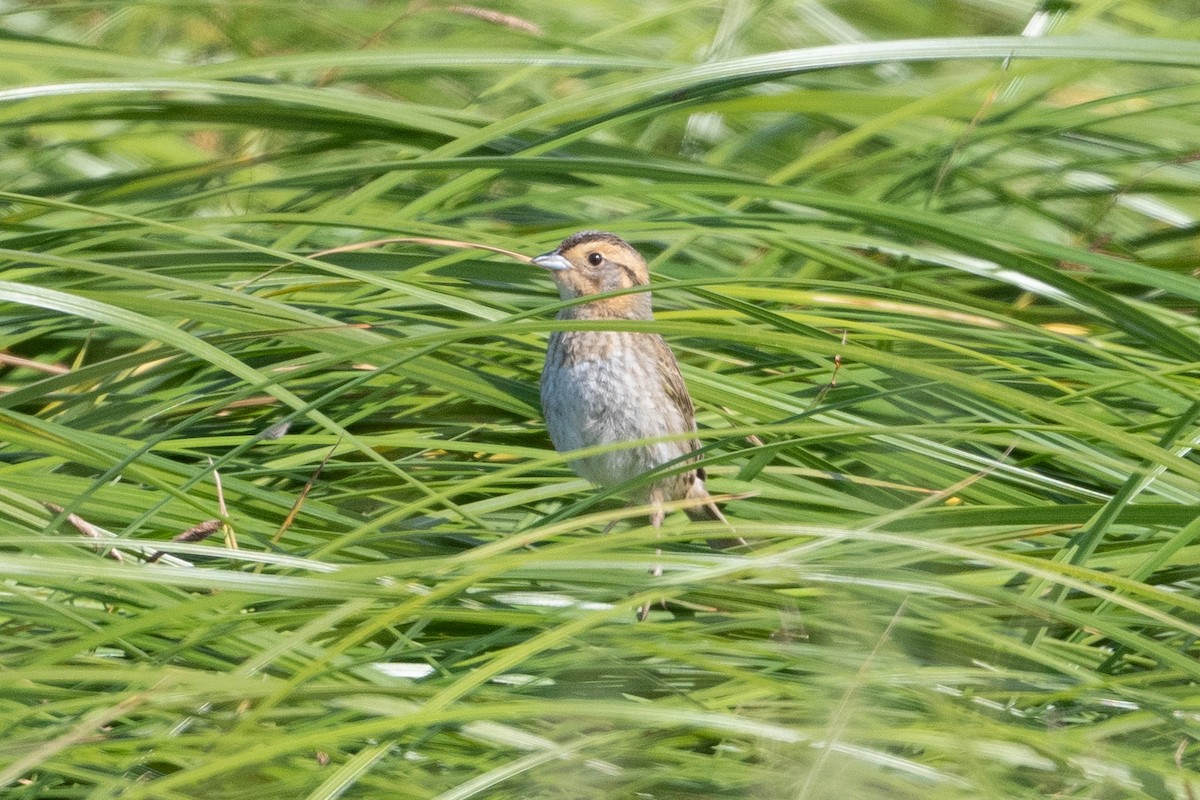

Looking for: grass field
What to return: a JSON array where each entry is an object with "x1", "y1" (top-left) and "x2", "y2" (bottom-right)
[{"x1": 2, "y1": 2, "x2": 1200, "y2": 797}]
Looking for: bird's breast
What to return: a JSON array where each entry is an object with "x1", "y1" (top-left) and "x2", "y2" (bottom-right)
[{"x1": 541, "y1": 331, "x2": 695, "y2": 488}]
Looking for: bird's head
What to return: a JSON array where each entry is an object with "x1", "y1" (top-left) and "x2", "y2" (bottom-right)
[{"x1": 531, "y1": 231, "x2": 652, "y2": 318}]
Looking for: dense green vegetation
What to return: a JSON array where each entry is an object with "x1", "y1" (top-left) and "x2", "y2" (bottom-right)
[{"x1": 2, "y1": 1, "x2": 1200, "y2": 797}]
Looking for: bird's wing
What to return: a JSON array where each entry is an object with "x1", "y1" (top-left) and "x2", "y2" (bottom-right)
[{"x1": 649, "y1": 334, "x2": 700, "y2": 445}]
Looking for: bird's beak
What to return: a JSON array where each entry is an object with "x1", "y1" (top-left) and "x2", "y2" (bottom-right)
[{"x1": 531, "y1": 252, "x2": 572, "y2": 271}]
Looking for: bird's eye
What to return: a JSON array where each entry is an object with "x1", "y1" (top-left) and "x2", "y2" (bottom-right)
[{"x1": 587, "y1": 252, "x2": 603, "y2": 266}]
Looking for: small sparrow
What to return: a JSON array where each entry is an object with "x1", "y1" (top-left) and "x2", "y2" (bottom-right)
[{"x1": 532, "y1": 231, "x2": 740, "y2": 549}]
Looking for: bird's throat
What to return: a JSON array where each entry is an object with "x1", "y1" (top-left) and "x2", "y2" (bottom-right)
[{"x1": 556, "y1": 293, "x2": 653, "y2": 320}]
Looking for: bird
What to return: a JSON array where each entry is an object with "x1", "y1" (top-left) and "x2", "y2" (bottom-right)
[{"x1": 532, "y1": 231, "x2": 742, "y2": 574}]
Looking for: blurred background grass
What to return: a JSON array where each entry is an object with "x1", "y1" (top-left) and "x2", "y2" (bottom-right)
[{"x1": 2, "y1": 1, "x2": 1200, "y2": 798}]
